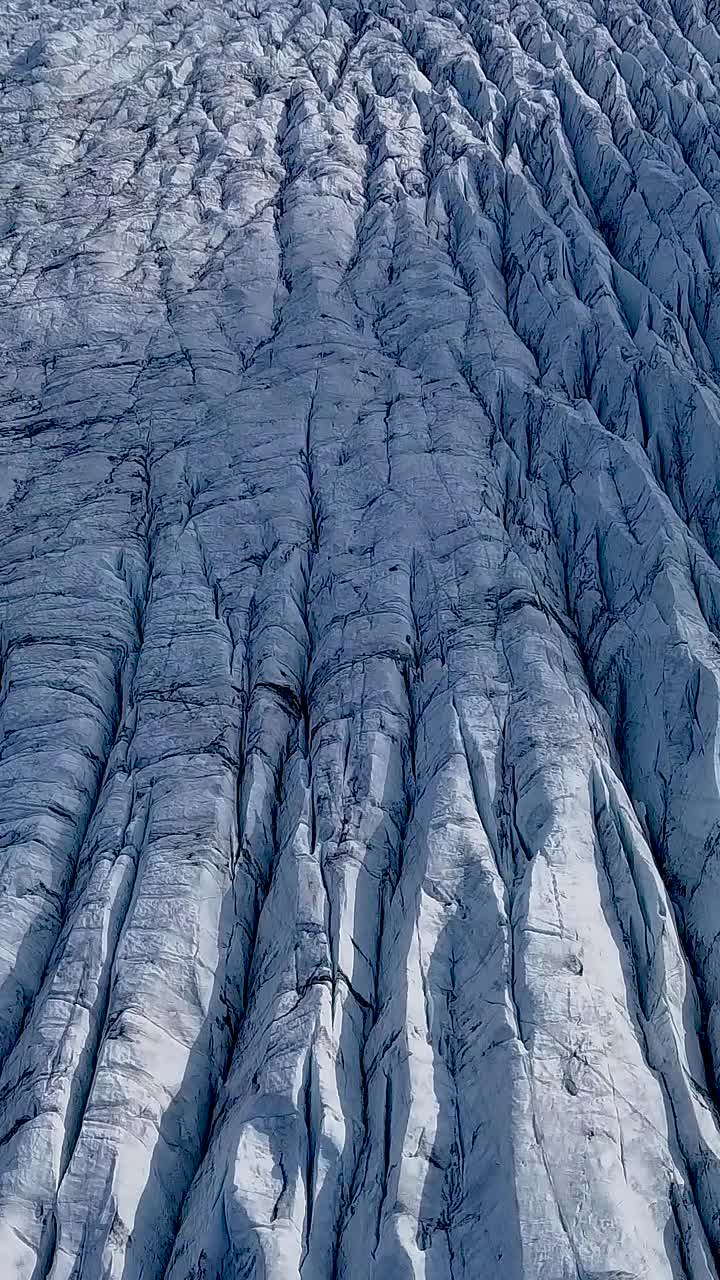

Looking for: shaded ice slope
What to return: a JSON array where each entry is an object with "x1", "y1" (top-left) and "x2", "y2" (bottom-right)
[{"x1": 3, "y1": 0, "x2": 720, "y2": 1274}]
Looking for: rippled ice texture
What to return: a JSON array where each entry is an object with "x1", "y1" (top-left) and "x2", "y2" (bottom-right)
[{"x1": 3, "y1": 0, "x2": 720, "y2": 1275}]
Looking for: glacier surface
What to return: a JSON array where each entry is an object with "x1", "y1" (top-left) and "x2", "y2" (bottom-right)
[{"x1": 3, "y1": 0, "x2": 720, "y2": 1275}]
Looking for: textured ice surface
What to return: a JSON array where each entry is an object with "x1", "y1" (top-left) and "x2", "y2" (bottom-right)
[{"x1": 3, "y1": 0, "x2": 720, "y2": 1275}]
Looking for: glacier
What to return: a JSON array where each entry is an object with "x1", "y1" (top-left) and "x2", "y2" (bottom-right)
[{"x1": 3, "y1": 0, "x2": 720, "y2": 1274}]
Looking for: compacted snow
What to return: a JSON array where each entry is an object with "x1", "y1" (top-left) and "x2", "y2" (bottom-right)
[{"x1": 2, "y1": 0, "x2": 720, "y2": 1274}]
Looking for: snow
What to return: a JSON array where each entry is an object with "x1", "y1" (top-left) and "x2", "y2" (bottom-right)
[{"x1": 2, "y1": 0, "x2": 720, "y2": 1274}]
